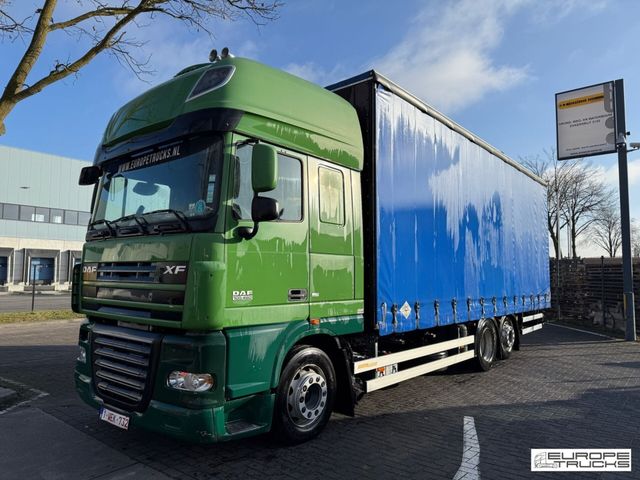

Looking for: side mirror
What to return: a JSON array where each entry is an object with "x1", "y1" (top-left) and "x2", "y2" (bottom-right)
[
  {"x1": 79, "y1": 166, "x2": 102, "y2": 185},
  {"x1": 252, "y1": 196, "x2": 279, "y2": 222},
  {"x1": 251, "y1": 144, "x2": 277, "y2": 193},
  {"x1": 238, "y1": 196, "x2": 279, "y2": 240}
]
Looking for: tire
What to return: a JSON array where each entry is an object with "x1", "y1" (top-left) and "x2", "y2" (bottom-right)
[
  {"x1": 498, "y1": 316, "x2": 516, "y2": 360},
  {"x1": 475, "y1": 319, "x2": 498, "y2": 371},
  {"x1": 272, "y1": 346, "x2": 336, "y2": 444}
]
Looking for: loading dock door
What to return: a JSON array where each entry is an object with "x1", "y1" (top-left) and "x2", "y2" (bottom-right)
[
  {"x1": 30, "y1": 257, "x2": 54, "y2": 285},
  {"x1": 0, "y1": 257, "x2": 7, "y2": 285}
]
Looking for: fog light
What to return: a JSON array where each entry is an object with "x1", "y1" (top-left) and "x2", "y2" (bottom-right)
[
  {"x1": 77, "y1": 346, "x2": 87, "y2": 364},
  {"x1": 167, "y1": 371, "x2": 214, "y2": 392}
]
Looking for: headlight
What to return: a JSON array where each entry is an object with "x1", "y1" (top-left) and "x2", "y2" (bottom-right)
[
  {"x1": 77, "y1": 346, "x2": 87, "y2": 364},
  {"x1": 167, "y1": 371, "x2": 214, "y2": 392}
]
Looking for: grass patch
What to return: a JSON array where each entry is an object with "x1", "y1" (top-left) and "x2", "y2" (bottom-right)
[{"x1": 0, "y1": 310, "x2": 82, "y2": 324}]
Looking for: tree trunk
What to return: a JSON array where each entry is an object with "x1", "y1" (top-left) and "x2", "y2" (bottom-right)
[
  {"x1": 0, "y1": 99, "x2": 15, "y2": 136},
  {"x1": 551, "y1": 232, "x2": 560, "y2": 259}
]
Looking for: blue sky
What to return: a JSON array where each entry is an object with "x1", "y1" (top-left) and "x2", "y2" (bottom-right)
[{"x1": 1, "y1": 0, "x2": 639, "y2": 255}]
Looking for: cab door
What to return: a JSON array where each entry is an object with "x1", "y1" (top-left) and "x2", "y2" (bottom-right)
[
  {"x1": 225, "y1": 135, "x2": 309, "y2": 326},
  {"x1": 308, "y1": 157, "x2": 355, "y2": 318}
]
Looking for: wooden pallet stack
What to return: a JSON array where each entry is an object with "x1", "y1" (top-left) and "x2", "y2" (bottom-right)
[{"x1": 549, "y1": 257, "x2": 640, "y2": 334}]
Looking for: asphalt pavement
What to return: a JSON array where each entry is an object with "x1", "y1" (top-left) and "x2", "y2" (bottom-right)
[
  {"x1": 0, "y1": 292, "x2": 72, "y2": 312},
  {"x1": 0, "y1": 319, "x2": 638, "y2": 479}
]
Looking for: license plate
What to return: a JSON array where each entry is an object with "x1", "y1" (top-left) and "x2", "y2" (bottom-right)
[{"x1": 99, "y1": 407, "x2": 130, "y2": 430}]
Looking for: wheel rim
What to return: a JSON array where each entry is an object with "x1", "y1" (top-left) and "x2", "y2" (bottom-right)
[
  {"x1": 500, "y1": 318, "x2": 515, "y2": 352},
  {"x1": 286, "y1": 363, "x2": 328, "y2": 430},
  {"x1": 479, "y1": 326, "x2": 496, "y2": 362}
]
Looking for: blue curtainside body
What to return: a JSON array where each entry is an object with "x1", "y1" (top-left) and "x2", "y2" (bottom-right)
[{"x1": 329, "y1": 73, "x2": 551, "y2": 336}]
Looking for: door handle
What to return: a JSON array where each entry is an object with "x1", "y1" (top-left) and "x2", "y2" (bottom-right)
[{"x1": 288, "y1": 289, "x2": 308, "y2": 302}]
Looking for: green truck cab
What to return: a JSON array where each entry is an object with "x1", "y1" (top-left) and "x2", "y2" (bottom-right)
[{"x1": 73, "y1": 56, "x2": 366, "y2": 444}]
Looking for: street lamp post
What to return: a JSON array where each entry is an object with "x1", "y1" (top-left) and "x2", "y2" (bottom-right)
[
  {"x1": 619, "y1": 142, "x2": 639, "y2": 341},
  {"x1": 30, "y1": 263, "x2": 42, "y2": 312}
]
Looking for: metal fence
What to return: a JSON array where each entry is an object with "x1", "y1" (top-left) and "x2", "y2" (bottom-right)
[{"x1": 550, "y1": 257, "x2": 640, "y2": 334}]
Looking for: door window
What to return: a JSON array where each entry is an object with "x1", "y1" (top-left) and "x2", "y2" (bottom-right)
[
  {"x1": 318, "y1": 166, "x2": 345, "y2": 225},
  {"x1": 233, "y1": 144, "x2": 303, "y2": 222}
]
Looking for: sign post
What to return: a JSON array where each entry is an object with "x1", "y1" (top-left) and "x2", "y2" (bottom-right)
[{"x1": 556, "y1": 80, "x2": 636, "y2": 341}]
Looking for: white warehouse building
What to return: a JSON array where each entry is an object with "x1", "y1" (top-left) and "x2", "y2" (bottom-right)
[{"x1": 0, "y1": 145, "x2": 92, "y2": 292}]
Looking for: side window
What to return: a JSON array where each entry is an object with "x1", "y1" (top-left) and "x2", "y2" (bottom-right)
[
  {"x1": 318, "y1": 166, "x2": 345, "y2": 225},
  {"x1": 233, "y1": 144, "x2": 303, "y2": 222},
  {"x1": 270, "y1": 155, "x2": 302, "y2": 221}
]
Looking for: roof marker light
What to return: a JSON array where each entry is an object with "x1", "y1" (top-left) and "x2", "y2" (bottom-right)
[{"x1": 186, "y1": 65, "x2": 236, "y2": 101}]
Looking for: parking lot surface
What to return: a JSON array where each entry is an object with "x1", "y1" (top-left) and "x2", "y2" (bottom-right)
[{"x1": 0, "y1": 319, "x2": 638, "y2": 479}]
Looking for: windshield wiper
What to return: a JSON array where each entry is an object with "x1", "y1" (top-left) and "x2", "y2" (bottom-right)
[
  {"x1": 87, "y1": 219, "x2": 116, "y2": 238},
  {"x1": 111, "y1": 213, "x2": 149, "y2": 235},
  {"x1": 140, "y1": 209, "x2": 190, "y2": 232}
]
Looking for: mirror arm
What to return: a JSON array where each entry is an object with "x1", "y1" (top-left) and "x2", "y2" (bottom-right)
[
  {"x1": 237, "y1": 223, "x2": 259, "y2": 240},
  {"x1": 238, "y1": 194, "x2": 260, "y2": 240}
]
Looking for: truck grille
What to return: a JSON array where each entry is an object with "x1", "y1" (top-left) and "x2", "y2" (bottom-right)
[
  {"x1": 81, "y1": 261, "x2": 187, "y2": 323},
  {"x1": 97, "y1": 262, "x2": 156, "y2": 283},
  {"x1": 94, "y1": 261, "x2": 188, "y2": 284},
  {"x1": 91, "y1": 324, "x2": 160, "y2": 412}
]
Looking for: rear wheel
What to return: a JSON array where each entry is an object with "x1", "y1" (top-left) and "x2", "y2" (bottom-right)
[
  {"x1": 475, "y1": 319, "x2": 497, "y2": 371},
  {"x1": 498, "y1": 316, "x2": 516, "y2": 359},
  {"x1": 272, "y1": 346, "x2": 336, "y2": 444}
]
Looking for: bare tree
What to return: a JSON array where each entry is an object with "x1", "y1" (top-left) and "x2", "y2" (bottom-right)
[
  {"x1": 561, "y1": 162, "x2": 609, "y2": 257},
  {"x1": 0, "y1": 0, "x2": 280, "y2": 135},
  {"x1": 521, "y1": 148, "x2": 571, "y2": 259},
  {"x1": 632, "y1": 219, "x2": 640, "y2": 258},
  {"x1": 521, "y1": 149, "x2": 610, "y2": 258},
  {"x1": 588, "y1": 195, "x2": 622, "y2": 257}
]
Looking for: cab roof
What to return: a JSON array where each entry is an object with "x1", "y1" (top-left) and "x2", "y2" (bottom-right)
[{"x1": 102, "y1": 57, "x2": 364, "y2": 170}]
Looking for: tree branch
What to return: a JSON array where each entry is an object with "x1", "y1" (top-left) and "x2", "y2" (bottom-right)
[
  {"x1": 49, "y1": 5, "x2": 169, "y2": 31},
  {"x1": 14, "y1": 3, "x2": 145, "y2": 102},
  {"x1": 1, "y1": 0, "x2": 57, "y2": 103},
  {"x1": 0, "y1": 0, "x2": 281, "y2": 135},
  {"x1": 0, "y1": 8, "x2": 34, "y2": 37}
]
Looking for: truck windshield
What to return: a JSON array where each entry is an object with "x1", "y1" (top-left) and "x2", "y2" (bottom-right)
[{"x1": 88, "y1": 134, "x2": 222, "y2": 239}]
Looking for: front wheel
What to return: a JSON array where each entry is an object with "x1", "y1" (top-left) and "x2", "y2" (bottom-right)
[
  {"x1": 272, "y1": 346, "x2": 336, "y2": 444},
  {"x1": 475, "y1": 319, "x2": 497, "y2": 371}
]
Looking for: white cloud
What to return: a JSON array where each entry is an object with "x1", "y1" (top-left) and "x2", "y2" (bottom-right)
[
  {"x1": 371, "y1": 0, "x2": 531, "y2": 112},
  {"x1": 282, "y1": 62, "x2": 347, "y2": 87},
  {"x1": 528, "y1": 0, "x2": 608, "y2": 24},
  {"x1": 602, "y1": 157, "x2": 640, "y2": 187},
  {"x1": 283, "y1": 0, "x2": 531, "y2": 112},
  {"x1": 283, "y1": 0, "x2": 608, "y2": 113}
]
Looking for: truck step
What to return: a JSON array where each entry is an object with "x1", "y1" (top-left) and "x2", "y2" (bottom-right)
[{"x1": 225, "y1": 419, "x2": 264, "y2": 435}]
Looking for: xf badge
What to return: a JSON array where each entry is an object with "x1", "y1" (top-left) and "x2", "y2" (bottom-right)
[{"x1": 163, "y1": 265, "x2": 186, "y2": 275}]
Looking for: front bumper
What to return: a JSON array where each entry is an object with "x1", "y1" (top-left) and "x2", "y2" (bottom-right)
[
  {"x1": 75, "y1": 372, "x2": 274, "y2": 443},
  {"x1": 74, "y1": 320, "x2": 274, "y2": 443}
]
